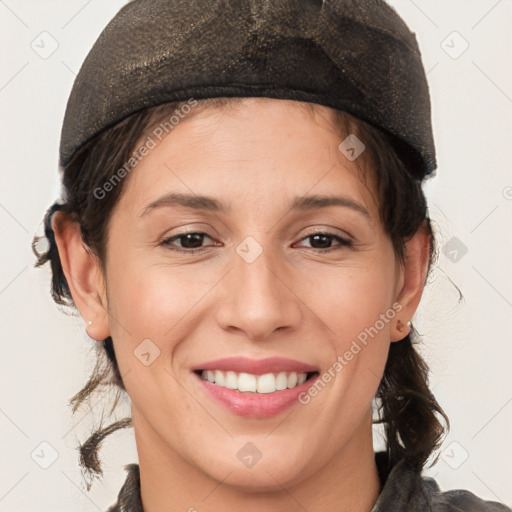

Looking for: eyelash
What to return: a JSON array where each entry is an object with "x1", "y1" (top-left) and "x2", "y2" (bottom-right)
[{"x1": 159, "y1": 231, "x2": 353, "y2": 253}]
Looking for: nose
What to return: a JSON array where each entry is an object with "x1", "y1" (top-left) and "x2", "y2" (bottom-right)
[{"x1": 215, "y1": 247, "x2": 302, "y2": 341}]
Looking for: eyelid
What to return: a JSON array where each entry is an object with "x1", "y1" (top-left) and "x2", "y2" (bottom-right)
[{"x1": 297, "y1": 225, "x2": 354, "y2": 241}]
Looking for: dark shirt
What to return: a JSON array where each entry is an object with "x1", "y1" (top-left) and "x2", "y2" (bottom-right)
[{"x1": 106, "y1": 452, "x2": 511, "y2": 512}]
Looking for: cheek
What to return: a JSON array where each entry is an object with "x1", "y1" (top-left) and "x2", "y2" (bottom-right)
[
  {"x1": 303, "y1": 258, "x2": 397, "y2": 343},
  {"x1": 104, "y1": 255, "x2": 226, "y2": 394},
  {"x1": 104, "y1": 259, "x2": 199, "y2": 422},
  {"x1": 300, "y1": 249, "x2": 397, "y2": 411},
  {"x1": 106, "y1": 256, "x2": 199, "y2": 338}
]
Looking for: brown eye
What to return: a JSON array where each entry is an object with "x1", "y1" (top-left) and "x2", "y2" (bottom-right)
[
  {"x1": 160, "y1": 232, "x2": 216, "y2": 251},
  {"x1": 296, "y1": 232, "x2": 353, "y2": 252}
]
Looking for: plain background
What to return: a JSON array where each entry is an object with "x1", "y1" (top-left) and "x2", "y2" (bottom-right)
[{"x1": 0, "y1": 1, "x2": 511, "y2": 510}]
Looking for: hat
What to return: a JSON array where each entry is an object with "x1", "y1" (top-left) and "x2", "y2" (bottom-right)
[{"x1": 59, "y1": 0, "x2": 437, "y2": 179}]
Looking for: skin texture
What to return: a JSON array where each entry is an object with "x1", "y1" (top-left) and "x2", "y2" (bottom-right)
[{"x1": 53, "y1": 98, "x2": 430, "y2": 512}]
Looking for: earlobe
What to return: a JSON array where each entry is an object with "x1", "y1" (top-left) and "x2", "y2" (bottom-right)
[
  {"x1": 51, "y1": 211, "x2": 111, "y2": 341},
  {"x1": 390, "y1": 220, "x2": 431, "y2": 342},
  {"x1": 392, "y1": 319, "x2": 412, "y2": 342}
]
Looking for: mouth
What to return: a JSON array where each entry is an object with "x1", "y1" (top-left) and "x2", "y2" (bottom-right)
[
  {"x1": 191, "y1": 357, "x2": 320, "y2": 418},
  {"x1": 193, "y1": 369, "x2": 319, "y2": 393}
]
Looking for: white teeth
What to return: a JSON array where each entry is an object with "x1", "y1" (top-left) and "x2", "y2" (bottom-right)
[
  {"x1": 199, "y1": 370, "x2": 310, "y2": 393},
  {"x1": 256, "y1": 373, "x2": 276, "y2": 394},
  {"x1": 224, "y1": 370, "x2": 238, "y2": 389},
  {"x1": 238, "y1": 372, "x2": 257, "y2": 392},
  {"x1": 214, "y1": 370, "x2": 225, "y2": 386},
  {"x1": 287, "y1": 372, "x2": 298, "y2": 388},
  {"x1": 275, "y1": 372, "x2": 288, "y2": 390}
]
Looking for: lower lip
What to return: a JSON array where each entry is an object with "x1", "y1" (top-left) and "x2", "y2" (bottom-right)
[{"x1": 193, "y1": 373, "x2": 319, "y2": 418}]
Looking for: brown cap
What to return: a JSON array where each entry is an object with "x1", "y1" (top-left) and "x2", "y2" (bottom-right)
[{"x1": 59, "y1": 0, "x2": 437, "y2": 179}]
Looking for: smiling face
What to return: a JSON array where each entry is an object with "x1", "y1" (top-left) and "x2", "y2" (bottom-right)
[
  {"x1": 56, "y1": 97, "x2": 427, "y2": 494},
  {"x1": 99, "y1": 97, "x2": 403, "y2": 487}
]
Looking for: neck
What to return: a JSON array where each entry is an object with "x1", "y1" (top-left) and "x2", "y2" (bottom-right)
[{"x1": 134, "y1": 410, "x2": 381, "y2": 512}]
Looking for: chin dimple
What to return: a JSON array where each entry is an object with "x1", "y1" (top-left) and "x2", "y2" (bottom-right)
[{"x1": 199, "y1": 370, "x2": 310, "y2": 393}]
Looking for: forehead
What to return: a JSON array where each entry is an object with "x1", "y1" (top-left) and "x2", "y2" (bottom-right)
[{"x1": 117, "y1": 97, "x2": 379, "y2": 219}]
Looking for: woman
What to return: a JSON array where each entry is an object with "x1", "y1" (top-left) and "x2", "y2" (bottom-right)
[{"x1": 32, "y1": 0, "x2": 511, "y2": 511}]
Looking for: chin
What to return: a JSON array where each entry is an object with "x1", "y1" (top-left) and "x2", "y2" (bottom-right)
[{"x1": 194, "y1": 445, "x2": 312, "y2": 492}]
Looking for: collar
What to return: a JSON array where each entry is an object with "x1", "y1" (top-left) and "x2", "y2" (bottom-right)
[{"x1": 370, "y1": 452, "x2": 437, "y2": 511}]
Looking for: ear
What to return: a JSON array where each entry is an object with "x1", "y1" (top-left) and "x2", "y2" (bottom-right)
[
  {"x1": 390, "y1": 220, "x2": 431, "y2": 342},
  {"x1": 52, "y1": 211, "x2": 111, "y2": 341}
]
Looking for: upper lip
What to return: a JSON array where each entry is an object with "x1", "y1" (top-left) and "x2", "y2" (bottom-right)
[{"x1": 192, "y1": 357, "x2": 319, "y2": 375}]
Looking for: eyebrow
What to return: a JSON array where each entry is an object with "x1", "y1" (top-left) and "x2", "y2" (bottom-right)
[
  {"x1": 141, "y1": 193, "x2": 230, "y2": 216},
  {"x1": 290, "y1": 195, "x2": 371, "y2": 222},
  {"x1": 141, "y1": 192, "x2": 371, "y2": 221}
]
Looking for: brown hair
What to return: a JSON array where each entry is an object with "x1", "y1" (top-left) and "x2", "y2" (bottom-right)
[{"x1": 32, "y1": 97, "x2": 449, "y2": 489}]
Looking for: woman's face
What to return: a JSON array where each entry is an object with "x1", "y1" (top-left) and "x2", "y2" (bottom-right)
[{"x1": 99, "y1": 98, "x2": 406, "y2": 488}]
